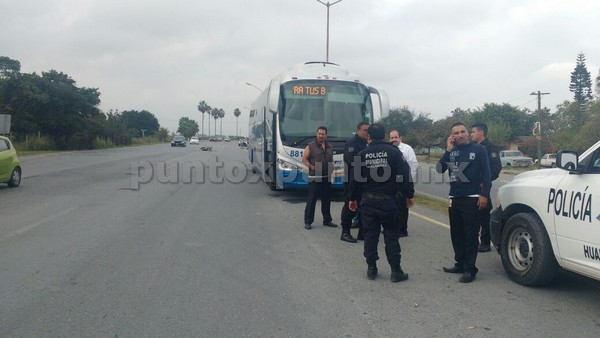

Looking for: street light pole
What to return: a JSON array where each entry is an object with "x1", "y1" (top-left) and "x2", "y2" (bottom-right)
[
  {"x1": 245, "y1": 82, "x2": 262, "y2": 92},
  {"x1": 317, "y1": 0, "x2": 342, "y2": 62}
]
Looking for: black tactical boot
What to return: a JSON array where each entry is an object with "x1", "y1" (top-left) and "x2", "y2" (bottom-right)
[
  {"x1": 390, "y1": 264, "x2": 409, "y2": 283},
  {"x1": 367, "y1": 263, "x2": 378, "y2": 280}
]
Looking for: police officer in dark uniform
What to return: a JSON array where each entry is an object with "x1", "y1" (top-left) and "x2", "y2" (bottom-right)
[
  {"x1": 348, "y1": 124, "x2": 414, "y2": 282},
  {"x1": 339, "y1": 121, "x2": 369, "y2": 243},
  {"x1": 470, "y1": 123, "x2": 502, "y2": 252},
  {"x1": 437, "y1": 122, "x2": 491, "y2": 283}
]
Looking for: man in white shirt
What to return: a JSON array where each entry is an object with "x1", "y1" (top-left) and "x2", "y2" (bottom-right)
[{"x1": 389, "y1": 130, "x2": 418, "y2": 237}]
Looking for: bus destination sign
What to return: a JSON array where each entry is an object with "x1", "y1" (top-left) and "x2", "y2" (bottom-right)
[{"x1": 292, "y1": 85, "x2": 326, "y2": 96}]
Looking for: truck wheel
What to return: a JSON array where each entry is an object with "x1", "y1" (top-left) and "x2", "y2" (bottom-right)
[{"x1": 500, "y1": 212, "x2": 558, "y2": 286}]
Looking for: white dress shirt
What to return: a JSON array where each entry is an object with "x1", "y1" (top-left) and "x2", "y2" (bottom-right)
[{"x1": 398, "y1": 142, "x2": 418, "y2": 182}]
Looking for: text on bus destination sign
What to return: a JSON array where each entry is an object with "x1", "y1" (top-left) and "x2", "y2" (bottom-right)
[{"x1": 293, "y1": 85, "x2": 327, "y2": 96}]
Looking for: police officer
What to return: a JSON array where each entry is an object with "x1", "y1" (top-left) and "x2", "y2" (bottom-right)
[
  {"x1": 389, "y1": 129, "x2": 418, "y2": 237},
  {"x1": 348, "y1": 124, "x2": 414, "y2": 282},
  {"x1": 470, "y1": 123, "x2": 502, "y2": 252},
  {"x1": 436, "y1": 122, "x2": 491, "y2": 283},
  {"x1": 339, "y1": 121, "x2": 369, "y2": 243}
]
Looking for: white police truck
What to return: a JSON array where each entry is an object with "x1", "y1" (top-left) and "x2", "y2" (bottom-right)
[{"x1": 490, "y1": 140, "x2": 600, "y2": 286}]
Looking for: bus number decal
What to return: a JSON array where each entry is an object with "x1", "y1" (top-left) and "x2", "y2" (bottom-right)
[{"x1": 290, "y1": 150, "x2": 303, "y2": 158}]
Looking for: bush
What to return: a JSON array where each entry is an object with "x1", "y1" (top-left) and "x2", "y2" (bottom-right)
[
  {"x1": 14, "y1": 135, "x2": 55, "y2": 151},
  {"x1": 92, "y1": 137, "x2": 114, "y2": 149}
]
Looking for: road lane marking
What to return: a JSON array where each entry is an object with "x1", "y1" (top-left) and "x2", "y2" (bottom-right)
[
  {"x1": 410, "y1": 210, "x2": 449, "y2": 229},
  {"x1": 0, "y1": 207, "x2": 78, "y2": 242}
]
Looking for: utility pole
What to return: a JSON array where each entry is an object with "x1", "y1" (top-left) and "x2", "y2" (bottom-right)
[
  {"x1": 317, "y1": 0, "x2": 343, "y2": 62},
  {"x1": 530, "y1": 91, "x2": 550, "y2": 169}
]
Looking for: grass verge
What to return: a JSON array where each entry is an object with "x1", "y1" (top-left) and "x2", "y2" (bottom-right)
[{"x1": 414, "y1": 192, "x2": 448, "y2": 216}]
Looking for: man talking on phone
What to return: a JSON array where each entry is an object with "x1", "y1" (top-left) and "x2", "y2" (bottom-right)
[{"x1": 436, "y1": 122, "x2": 491, "y2": 283}]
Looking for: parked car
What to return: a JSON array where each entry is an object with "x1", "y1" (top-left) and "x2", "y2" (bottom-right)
[
  {"x1": 499, "y1": 150, "x2": 533, "y2": 167},
  {"x1": 536, "y1": 153, "x2": 557, "y2": 167},
  {"x1": 189, "y1": 136, "x2": 200, "y2": 145},
  {"x1": 0, "y1": 136, "x2": 22, "y2": 187},
  {"x1": 170, "y1": 135, "x2": 187, "y2": 147}
]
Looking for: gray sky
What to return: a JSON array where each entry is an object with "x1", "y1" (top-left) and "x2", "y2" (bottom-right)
[{"x1": 2, "y1": 0, "x2": 599, "y2": 136}]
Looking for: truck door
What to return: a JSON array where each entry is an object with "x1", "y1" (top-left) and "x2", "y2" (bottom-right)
[{"x1": 553, "y1": 147, "x2": 600, "y2": 274}]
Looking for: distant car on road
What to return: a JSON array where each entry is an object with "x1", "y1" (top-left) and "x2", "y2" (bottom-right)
[
  {"x1": 499, "y1": 150, "x2": 533, "y2": 167},
  {"x1": 224, "y1": 136, "x2": 231, "y2": 142},
  {"x1": 536, "y1": 153, "x2": 557, "y2": 167},
  {"x1": 0, "y1": 136, "x2": 22, "y2": 187},
  {"x1": 171, "y1": 135, "x2": 187, "y2": 147},
  {"x1": 189, "y1": 136, "x2": 200, "y2": 145}
]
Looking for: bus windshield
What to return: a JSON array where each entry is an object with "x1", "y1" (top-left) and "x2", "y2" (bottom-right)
[{"x1": 278, "y1": 80, "x2": 373, "y2": 146}]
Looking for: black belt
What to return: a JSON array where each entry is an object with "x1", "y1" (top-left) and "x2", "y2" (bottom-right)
[{"x1": 363, "y1": 192, "x2": 393, "y2": 200}]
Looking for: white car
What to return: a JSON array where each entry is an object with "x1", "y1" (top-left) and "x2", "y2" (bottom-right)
[
  {"x1": 189, "y1": 136, "x2": 200, "y2": 145},
  {"x1": 538, "y1": 153, "x2": 557, "y2": 167},
  {"x1": 499, "y1": 150, "x2": 533, "y2": 167},
  {"x1": 490, "y1": 140, "x2": 600, "y2": 286}
]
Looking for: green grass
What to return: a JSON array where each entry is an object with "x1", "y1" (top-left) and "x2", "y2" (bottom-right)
[{"x1": 414, "y1": 192, "x2": 448, "y2": 216}]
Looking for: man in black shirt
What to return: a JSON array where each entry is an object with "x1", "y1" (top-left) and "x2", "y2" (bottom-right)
[
  {"x1": 437, "y1": 122, "x2": 491, "y2": 283},
  {"x1": 349, "y1": 124, "x2": 414, "y2": 282},
  {"x1": 340, "y1": 122, "x2": 369, "y2": 243},
  {"x1": 470, "y1": 123, "x2": 502, "y2": 252}
]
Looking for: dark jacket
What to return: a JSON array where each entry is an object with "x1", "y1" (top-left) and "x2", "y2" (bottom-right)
[
  {"x1": 436, "y1": 141, "x2": 492, "y2": 198},
  {"x1": 343, "y1": 134, "x2": 367, "y2": 192},
  {"x1": 480, "y1": 138, "x2": 502, "y2": 181},
  {"x1": 349, "y1": 140, "x2": 414, "y2": 201}
]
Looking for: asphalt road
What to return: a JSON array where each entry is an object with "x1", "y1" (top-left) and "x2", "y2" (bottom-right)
[{"x1": 1, "y1": 143, "x2": 599, "y2": 337}]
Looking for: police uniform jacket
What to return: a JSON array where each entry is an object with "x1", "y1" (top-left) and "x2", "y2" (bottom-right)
[
  {"x1": 343, "y1": 134, "x2": 367, "y2": 195},
  {"x1": 349, "y1": 140, "x2": 415, "y2": 201},
  {"x1": 480, "y1": 138, "x2": 502, "y2": 181},
  {"x1": 437, "y1": 141, "x2": 491, "y2": 198}
]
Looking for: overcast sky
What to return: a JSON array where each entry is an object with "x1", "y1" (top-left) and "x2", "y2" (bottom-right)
[{"x1": 2, "y1": 0, "x2": 599, "y2": 136}]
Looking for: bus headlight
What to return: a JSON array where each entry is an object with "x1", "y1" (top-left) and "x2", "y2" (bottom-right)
[{"x1": 277, "y1": 158, "x2": 301, "y2": 171}]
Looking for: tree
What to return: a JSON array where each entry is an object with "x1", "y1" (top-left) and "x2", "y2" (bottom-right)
[
  {"x1": 120, "y1": 110, "x2": 160, "y2": 136},
  {"x1": 177, "y1": 117, "x2": 199, "y2": 139},
  {"x1": 210, "y1": 107, "x2": 220, "y2": 136},
  {"x1": 0, "y1": 56, "x2": 21, "y2": 79},
  {"x1": 595, "y1": 68, "x2": 600, "y2": 98},
  {"x1": 197, "y1": 100, "x2": 210, "y2": 138},
  {"x1": 218, "y1": 108, "x2": 225, "y2": 136},
  {"x1": 569, "y1": 53, "x2": 593, "y2": 106},
  {"x1": 233, "y1": 108, "x2": 241, "y2": 137}
]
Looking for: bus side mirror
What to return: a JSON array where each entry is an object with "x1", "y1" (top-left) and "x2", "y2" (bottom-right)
[
  {"x1": 556, "y1": 150, "x2": 579, "y2": 172},
  {"x1": 368, "y1": 87, "x2": 390, "y2": 121},
  {"x1": 268, "y1": 80, "x2": 280, "y2": 114}
]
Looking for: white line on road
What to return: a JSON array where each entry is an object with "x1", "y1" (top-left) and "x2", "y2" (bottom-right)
[
  {"x1": 0, "y1": 206, "x2": 78, "y2": 242},
  {"x1": 410, "y1": 210, "x2": 449, "y2": 229}
]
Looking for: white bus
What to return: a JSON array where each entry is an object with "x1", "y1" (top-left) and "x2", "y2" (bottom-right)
[{"x1": 248, "y1": 61, "x2": 390, "y2": 190}]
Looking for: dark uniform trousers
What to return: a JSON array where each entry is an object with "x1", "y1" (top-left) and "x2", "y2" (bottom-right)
[
  {"x1": 395, "y1": 193, "x2": 409, "y2": 235},
  {"x1": 448, "y1": 197, "x2": 480, "y2": 274},
  {"x1": 340, "y1": 183, "x2": 363, "y2": 236},
  {"x1": 304, "y1": 178, "x2": 332, "y2": 225},
  {"x1": 360, "y1": 195, "x2": 401, "y2": 265}
]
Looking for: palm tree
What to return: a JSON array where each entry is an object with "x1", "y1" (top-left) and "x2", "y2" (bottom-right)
[
  {"x1": 233, "y1": 108, "x2": 241, "y2": 138},
  {"x1": 197, "y1": 101, "x2": 210, "y2": 138},
  {"x1": 219, "y1": 108, "x2": 225, "y2": 136},
  {"x1": 211, "y1": 107, "x2": 220, "y2": 138}
]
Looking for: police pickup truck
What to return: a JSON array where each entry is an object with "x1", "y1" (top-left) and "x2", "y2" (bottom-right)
[{"x1": 490, "y1": 140, "x2": 600, "y2": 286}]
